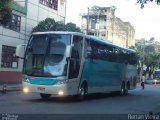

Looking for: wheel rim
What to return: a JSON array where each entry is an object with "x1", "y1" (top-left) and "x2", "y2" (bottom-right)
[
  {"x1": 121, "y1": 84, "x2": 125, "y2": 95},
  {"x1": 121, "y1": 88, "x2": 124, "y2": 95},
  {"x1": 79, "y1": 88, "x2": 85, "y2": 97},
  {"x1": 77, "y1": 87, "x2": 85, "y2": 100}
]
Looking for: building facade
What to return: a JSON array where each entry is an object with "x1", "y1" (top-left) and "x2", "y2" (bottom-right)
[
  {"x1": 81, "y1": 6, "x2": 135, "y2": 48},
  {"x1": 0, "y1": 0, "x2": 66, "y2": 83}
]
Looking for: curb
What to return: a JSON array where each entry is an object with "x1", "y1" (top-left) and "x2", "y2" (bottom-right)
[{"x1": 0, "y1": 84, "x2": 22, "y2": 93}]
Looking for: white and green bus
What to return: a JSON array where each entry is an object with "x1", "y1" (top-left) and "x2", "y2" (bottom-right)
[{"x1": 16, "y1": 31, "x2": 137, "y2": 100}]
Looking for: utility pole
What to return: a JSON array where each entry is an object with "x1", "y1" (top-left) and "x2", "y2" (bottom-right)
[
  {"x1": 86, "y1": 7, "x2": 89, "y2": 34},
  {"x1": 126, "y1": 26, "x2": 129, "y2": 48}
]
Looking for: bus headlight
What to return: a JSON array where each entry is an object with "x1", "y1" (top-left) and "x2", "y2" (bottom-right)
[
  {"x1": 56, "y1": 80, "x2": 67, "y2": 85},
  {"x1": 154, "y1": 79, "x2": 157, "y2": 83}
]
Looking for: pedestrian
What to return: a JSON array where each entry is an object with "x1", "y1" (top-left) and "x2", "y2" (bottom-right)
[
  {"x1": 2, "y1": 83, "x2": 7, "y2": 93},
  {"x1": 141, "y1": 74, "x2": 145, "y2": 89}
]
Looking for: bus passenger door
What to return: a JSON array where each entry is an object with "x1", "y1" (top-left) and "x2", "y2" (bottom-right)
[{"x1": 68, "y1": 35, "x2": 83, "y2": 79}]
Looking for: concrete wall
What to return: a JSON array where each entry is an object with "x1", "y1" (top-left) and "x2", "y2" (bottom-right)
[
  {"x1": 0, "y1": 0, "x2": 66, "y2": 83},
  {"x1": 26, "y1": 0, "x2": 66, "y2": 39}
]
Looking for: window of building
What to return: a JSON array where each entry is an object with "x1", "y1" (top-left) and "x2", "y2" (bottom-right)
[
  {"x1": 1, "y1": 45, "x2": 18, "y2": 68},
  {"x1": 39, "y1": 0, "x2": 58, "y2": 10},
  {"x1": 6, "y1": 14, "x2": 21, "y2": 32}
]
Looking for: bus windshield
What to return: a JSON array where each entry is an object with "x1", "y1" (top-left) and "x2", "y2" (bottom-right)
[{"x1": 23, "y1": 34, "x2": 71, "y2": 77}]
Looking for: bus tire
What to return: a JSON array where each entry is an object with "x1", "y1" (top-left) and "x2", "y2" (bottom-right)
[
  {"x1": 77, "y1": 82, "x2": 88, "y2": 101},
  {"x1": 125, "y1": 85, "x2": 128, "y2": 95},
  {"x1": 40, "y1": 93, "x2": 51, "y2": 100},
  {"x1": 125, "y1": 81, "x2": 130, "y2": 95},
  {"x1": 127, "y1": 81, "x2": 130, "y2": 90}
]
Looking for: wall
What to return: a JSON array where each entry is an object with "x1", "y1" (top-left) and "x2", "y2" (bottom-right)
[{"x1": 0, "y1": 0, "x2": 66, "y2": 83}]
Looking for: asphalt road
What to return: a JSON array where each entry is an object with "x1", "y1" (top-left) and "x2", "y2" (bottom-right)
[{"x1": 0, "y1": 84, "x2": 160, "y2": 120}]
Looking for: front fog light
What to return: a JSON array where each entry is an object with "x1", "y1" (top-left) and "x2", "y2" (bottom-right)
[
  {"x1": 23, "y1": 88, "x2": 29, "y2": 93},
  {"x1": 58, "y1": 91, "x2": 64, "y2": 96}
]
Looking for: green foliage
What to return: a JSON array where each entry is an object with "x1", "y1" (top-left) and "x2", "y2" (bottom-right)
[
  {"x1": 32, "y1": 18, "x2": 81, "y2": 33},
  {"x1": 137, "y1": 0, "x2": 160, "y2": 8},
  {"x1": 143, "y1": 54, "x2": 160, "y2": 76},
  {"x1": 55, "y1": 22, "x2": 66, "y2": 31},
  {"x1": 0, "y1": 0, "x2": 12, "y2": 26},
  {"x1": 136, "y1": 43, "x2": 160, "y2": 77},
  {"x1": 32, "y1": 18, "x2": 56, "y2": 32},
  {"x1": 65, "y1": 22, "x2": 81, "y2": 32},
  {"x1": 129, "y1": 46, "x2": 135, "y2": 50}
]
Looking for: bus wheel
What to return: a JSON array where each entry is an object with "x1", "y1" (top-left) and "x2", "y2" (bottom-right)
[
  {"x1": 125, "y1": 86, "x2": 128, "y2": 95},
  {"x1": 125, "y1": 82, "x2": 130, "y2": 95},
  {"x1": 78, "y1": 83, "x2": 88, "y2": 101},
  {"x1": 120, "y1": 82, "x2": 125, "y2": 96},
  {"x1": 40, "y1": 93, "x2": 51, "y2": 100}
]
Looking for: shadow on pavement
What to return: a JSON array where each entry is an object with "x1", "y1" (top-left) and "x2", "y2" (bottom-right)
[{"x1": 25, "y1": 92, "x2": 136, "y2": 103}]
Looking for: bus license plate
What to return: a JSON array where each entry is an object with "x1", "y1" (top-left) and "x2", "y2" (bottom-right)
[{"x1": 37, "y1": 87, "x2": 45, "y2": 91}]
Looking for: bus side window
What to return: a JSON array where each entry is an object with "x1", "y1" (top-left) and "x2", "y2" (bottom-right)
[
  {"x1": 90, "y1": 41, "x2": 98, "y2": 60},
  {"x1": 84, "y1": 39, "x2": 93, "y2": 59},
  {"x1": 119, "y1": 49, "x2": 128, "y2": 64},
  {"x1": 85, "y1": 39, "x2": 96, "y2": 60},
  {"x1": 107, "y1": 46, "x2": 114, "y2": 62},
  {"x1": 69, "y1": 35, "x2": 83, "y2": 79}
]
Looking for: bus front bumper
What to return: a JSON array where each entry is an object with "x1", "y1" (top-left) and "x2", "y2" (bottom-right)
[{"x1": 22, "y1": 82, "x2": 75, "y2": 97}]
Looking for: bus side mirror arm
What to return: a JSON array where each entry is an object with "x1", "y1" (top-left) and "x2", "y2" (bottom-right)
[
  {"x1": 16, "y1": 56, "x2": 24, "y2": 59},
  {"x1": 66, "y1": 57, "x2": 70, "y2": 61}
]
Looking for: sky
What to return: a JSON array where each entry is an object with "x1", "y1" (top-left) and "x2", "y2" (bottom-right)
[{"x1": 65, "y1": 0, "x2": 160, "y2": 41}]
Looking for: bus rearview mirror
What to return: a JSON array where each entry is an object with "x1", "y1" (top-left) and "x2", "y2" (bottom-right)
[{"x1": 16, "y1": 44, "x2": 26, "y2": 59}]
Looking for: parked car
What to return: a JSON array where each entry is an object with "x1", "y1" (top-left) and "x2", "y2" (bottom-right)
[{"x1": 145, "y1": 78, "x2": 160, "y2": 84}]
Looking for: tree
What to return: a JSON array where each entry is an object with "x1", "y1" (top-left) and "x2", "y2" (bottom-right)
[
  {"x1": 129, "y1": 46, "x2": 135, "y2": 49},
  {"x1": 0, "y1": 0, "x2": 12, "y2": 26},
  {"x1": 135, "y1": 41, "x2": 160, "y2": 78},
  {"x1": 143, "y1": 53, "x2": 160, "y2": 77},
  {"x1": 32, "y1": 18, "x2": 56, "y2": 32},
  {"x1": 136, "y1": 0, "x2": 160, "y2": 8},
  {"x1": 65, "y1": 22, "x2": 81, "y2": 32},
  {"x1": 55, "y1": 22, "x2": 66, "y2": 31},
  {"x1": 32, "y1": 18, "x2": 81, "y2": 33}
]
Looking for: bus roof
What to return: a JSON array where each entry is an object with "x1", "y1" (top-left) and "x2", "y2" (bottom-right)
[
  {"x1": 32, "y1": 31, "x2": 85, "y2": 36},
  {"x1": 32, "y1": 31, "x2": 136, "y2": 53},
  {"x1": 86, "y1": 35, "x2": 136, "y2": 53}
]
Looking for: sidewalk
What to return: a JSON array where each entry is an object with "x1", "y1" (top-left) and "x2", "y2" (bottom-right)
[{"x1": 0, "y1": 83, "x2": 22, "y2": 92}]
